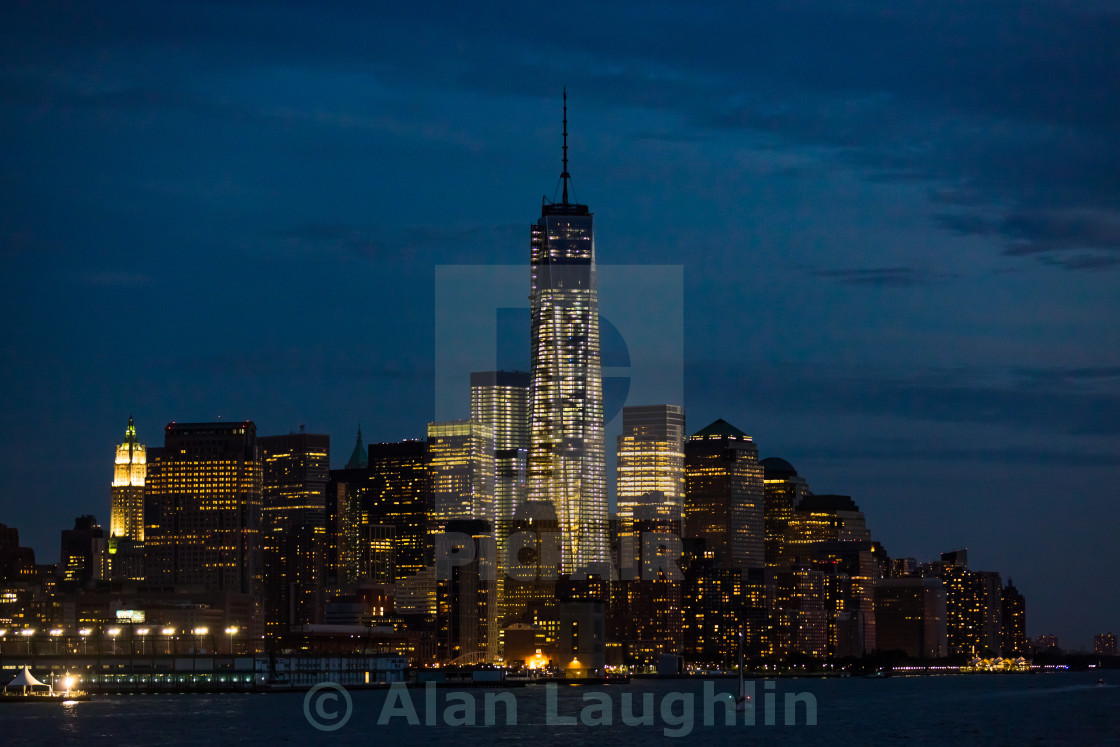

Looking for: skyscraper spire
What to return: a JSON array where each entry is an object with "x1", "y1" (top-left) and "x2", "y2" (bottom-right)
[
  {"x1": 561, "y1": 87, "x2": 570, "y2": 204},
  {"x1": 346, "y1": 425, "x2": 367, "y2": 469}
]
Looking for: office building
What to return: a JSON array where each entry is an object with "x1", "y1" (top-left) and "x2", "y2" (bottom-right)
[
  {"x1": 60, "y1": 515, "x2": 107, "y2": 587},
  {"x1": 144, "y1": 422, "x2": 263, "y2": 624},
  {"x1": 427, "y1": 421, "x2": 495, "y2": 534},
  {"x1": 616, "y1": 405, "x2": 685, "y2": 577},
  {"x1": 874, "y1": 577, "x2": 948, "y2": 658},
  {"x1": 326, "y1": 439, "x2": 428, "y2": 586},
  {"x1": 527, "y1": 92, "x2": 608, "y2": 573},
  {"x1": 1000, "y1": 578, "x2": 1028, "y2": 655},
  {"x1": 683, "y1": 419, "x2": 765, "y2": 573},
  {"x1": 259, "y1": 431, "x2": 330, "y2": 634},
  {"x1": 759, "y1": 457, "x2": 810, "y2": 569}
]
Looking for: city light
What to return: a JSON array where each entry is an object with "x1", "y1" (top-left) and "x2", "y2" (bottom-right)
[
  {"x1": 20, "y1": 629, "x2": 34, "y2": 636},
  {"x1": 107, "y1": 628, "x2": 122, "y2": 637},
  {"x1": 162, "y1": 627, "x2": 176, "y2": 635}
]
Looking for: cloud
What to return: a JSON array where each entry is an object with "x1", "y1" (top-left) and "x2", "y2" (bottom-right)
[
  {"x1": 686, "y1": 360, "x2": 1120, "y2": 437},
  {"x1": 807, "y1": 267, "x2": 946, "y2": 287},
  {"x1": 937, "y1": 207, "x2": 1120, "y2": 270}
]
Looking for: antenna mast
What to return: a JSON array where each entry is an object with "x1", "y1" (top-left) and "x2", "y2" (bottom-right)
[{"x1": 561, "y1": 87, "x2": 570, "y2": 204}]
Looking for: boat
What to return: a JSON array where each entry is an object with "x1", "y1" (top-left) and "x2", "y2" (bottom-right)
[
  {"x1": 1098, "y1": 677, "x2": 1106, "y2": 686},
  {"x1": 735, "y1": 633, "x2": 751, "y2": 711},
  {"x1": 1, "y1": 666, "x2": 90, "y2": 703}
]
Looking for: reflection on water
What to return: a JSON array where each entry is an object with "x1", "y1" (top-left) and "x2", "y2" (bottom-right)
[{"x1": 3, "y1": 672, "x2": 1118, "y2": 746}]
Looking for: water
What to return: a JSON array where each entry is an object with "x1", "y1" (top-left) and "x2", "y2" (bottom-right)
[{"x1": 2, "y1": 672, "x2": 1117, "y2": 745}]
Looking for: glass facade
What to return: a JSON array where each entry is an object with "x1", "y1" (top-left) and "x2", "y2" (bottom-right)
[
  {"x1": 427, "y1": 420, "x2": 495, "y2": 532},
  {"x1": 616, "y1": 405, "x2": 685, "y2": 576},
  {"x1": 528, "y1": 201, "x2": 608, "y2": 573}
]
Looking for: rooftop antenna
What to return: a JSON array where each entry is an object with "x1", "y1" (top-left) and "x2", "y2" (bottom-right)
[{"x1": 561, "y1": 87, "x2": 570, "y2": 204}]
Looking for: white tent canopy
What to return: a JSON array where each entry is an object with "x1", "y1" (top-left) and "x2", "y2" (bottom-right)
[{"x1": 7, "y1": 665, "x2": 49, "y2": 689}]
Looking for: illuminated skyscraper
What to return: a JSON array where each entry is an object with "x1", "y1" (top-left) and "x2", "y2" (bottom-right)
[
  {"x1": 427, "y1": 421, "x2": 495, "y2": 532},
  {"x1": 470, "y1": 371, "x2": 530, "y2": 540},
  {"x1": 327, "y1": 439, "x2": 429, "y2": 586},
  {"x1": 616, "y1": 405, "x2": 685, "y2": 576},
  {"x1": 759, "y1": 457, "x2": 810, "y2": 569},
  {"x1": 683, "y1": 419, "x2": 765, "y2": 573},
  {"x1": 528, "y1": 92, "x2": 608, "y2": 573},
  {"x1": 144, "y1": 422, "x2": 263, "y2": 615},
  {"x1": 110, "y1": 416, "x2": 146, "y2": 541},
  {"x1": 259, "y1": 431, "x2": 330, "y2": 634}
]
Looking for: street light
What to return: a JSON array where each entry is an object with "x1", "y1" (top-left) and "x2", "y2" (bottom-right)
[
  {"x1": 162, "y1": 627, "x2": 176, "y2": 655},
  {"x1": 107, "y1": 627, "x2": 122, "y2": 655},
  {"x1": 79, "y1": 628, "x2": 92, "y2": 655},
  {"x1": 225, "y1": 626, "x2": 238, "y2": 655},
  {"x1": 50, "y1": 628, "x2": 63, "y2": 655},
  {"x1": 136, "y1": 628, "x2": 150, "y2": 656},
  {"x1": 21, "y1": 628, "x2": 34, "y2": 656},
  {"x1": 192, "y1": 627, "x2": 209, "y2": 654}
]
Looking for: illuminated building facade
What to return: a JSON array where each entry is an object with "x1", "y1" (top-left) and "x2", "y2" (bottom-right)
[
  {"x1": 616, "y1": 405, "x2": 685, "y2": 576},
  {"x1": 259, "y1": 431, "x2": 329, "y2": 634},
  {"x1": 528, "y1": 93, "x2": 608, "y2": 573},
  {"x1": 427, "y1": 421, "x2": 494, "y2": 532},
  {"x1": 938, "y1": 551, "x2": 1002, "y2": 655},
  {"x1": 144, "y1": 422, "x2": 263, "y2": 619},
  {"x1": 1094, "y1": 632, "x2": 1117, "y2": 656},
  {"x1": 759, "y1": 457, "x2": 810, "y2": 569},
  {"x1": 110, "y1": 416, "x2": 146, "y2": 542},
  {"x1": 785, "y1": 494, "x2": 871, "y2": 563},
  {"x1": 1000, "y1": 578, "x2": 1028, "y2": 655},
  {"x1": 766, "y1": 565, "x2": 828, "y2": 660},
  {"x1": 681, "y1": 545, "x2": 745, "y2": 666},
  {"x1": 326, "y1": 439, "x2": 429, "y2": 586},
  {"x1": 683, "y1": 419, "x2": 765, "y2": 573},
  {"x1": 471, "y1": 371, "x2": 530, "y2": 534}
]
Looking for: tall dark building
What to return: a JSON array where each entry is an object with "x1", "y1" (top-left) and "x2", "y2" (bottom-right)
[
  {"x1": 144, "y1": 422, "x2": 263, "y2": 622},
  {"x1": 684, "y1": 419, "x2": 765, "y2": 573},
  {"x1": 528, "y1": 92, "x2": 608, "y2": 573},
  {"x1": 1000, "y1": 578, "x2": 1028, "y2": 655},
  {"x1": 326, "y1": 439, "x2": 429, "y2": 597},
  {"x1": 436, "y1": 519, "x2": 496, "y2": 662},
  {"x1": 759, "y1": 457, "x2": 810, "y2": 569},
  {"x1": 259, "y1": 431, "x2": 330, "y2": 635},
  {"x1": 874, "y1": 577, "x2": 948, "y2": 658},
  {"x1": 60, "y1": 515, "x2": 107, "y2": 587}
]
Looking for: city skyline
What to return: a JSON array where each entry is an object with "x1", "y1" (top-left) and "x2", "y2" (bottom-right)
[{"x1": 2, "y1": 1, "x2": 1117, "y2": 650}]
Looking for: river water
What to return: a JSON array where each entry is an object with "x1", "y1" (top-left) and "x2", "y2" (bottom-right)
[{"x1": 3, "y1": 671, "x2": 1117, "y2": 745}]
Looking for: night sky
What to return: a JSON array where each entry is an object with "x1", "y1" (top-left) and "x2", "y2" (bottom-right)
[{"x1": 3, "y1": 1, "x2": 1117, "y2": 648}]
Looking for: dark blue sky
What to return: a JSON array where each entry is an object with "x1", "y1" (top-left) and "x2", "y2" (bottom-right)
[{"x1": 2, "y1": 1, "x2": 1117, "y2": 648}]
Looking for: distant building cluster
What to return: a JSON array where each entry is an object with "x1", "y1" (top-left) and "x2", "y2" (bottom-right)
[{"x1": 0, "y1": 111, "x2": 1075, "y2": 670}]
